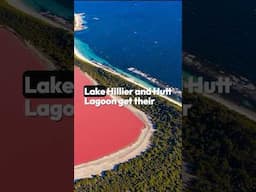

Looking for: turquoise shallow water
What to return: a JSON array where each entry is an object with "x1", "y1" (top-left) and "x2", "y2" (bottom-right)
[
  {"x1": 75, "y1": 37, "x2": 155, "y2": 89},
  {"x1": 75, "y1": 37, "x2": 110, "y2": 65},
  {"x1": 23, "y1": 0, "x2": 73, "y2": 20},
  {"x1": 75, "y1": 1, "x2": 182, "y2": 90}
]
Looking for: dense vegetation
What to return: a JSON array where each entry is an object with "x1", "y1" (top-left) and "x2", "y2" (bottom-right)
[
  {"x1": 183, "y1": 91, "x2": 256, "y2": 192},
  {"x1": 74, "y1": 60, "x2": 182, "y2": 192},
  {"x1": 0, "y1": 1, "x2": 73, "y2": 70}
]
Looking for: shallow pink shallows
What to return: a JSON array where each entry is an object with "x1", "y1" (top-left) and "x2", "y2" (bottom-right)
[{"x1": 74, "y1": 67, "x2": 144, "y2": 165}]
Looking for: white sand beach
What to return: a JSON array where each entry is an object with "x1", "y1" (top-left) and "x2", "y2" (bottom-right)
[
  {"x1": 74, "y1": 12, "x2": 180, "y2": 178},
  {"x1": 74, "y1": 44, "x2": 180, "y2": 178},
  {"x1": 74, "y1": 47, "x2": 182, "y2": 107},
  {"x1": 74, "y1": 69, "x2": 154, "y2": 179},
  {"x1": 74, "y1": 85, "x2": 154, "y2": 179},
  {"x1": 73, "y1": 14, "x2": 181, "y2": 109},
  {"x1": 74, "y1": 13, "x2": 87, "y2": 31}
]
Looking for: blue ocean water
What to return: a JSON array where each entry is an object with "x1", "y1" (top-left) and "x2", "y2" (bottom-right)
[
  {"x1": 75, "y1": 1, "x2": 182, "y2": 89},
  {"x1": 23, "y1": 0, "x2": 73, "y2": 20}
]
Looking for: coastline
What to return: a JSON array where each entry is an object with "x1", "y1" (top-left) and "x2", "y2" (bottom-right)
[
  {"x1": 5, "y1": 0, "x2": 71, "y2": 31},
  {"x1": 74, "y1": 11, "x2": 180, "y2": 178},
  {"x1": 74, "y1": 47, "x2": 182, "y2": 108},
  {"x1": 0, "y1": 25, "x2": 55, "y2": 70},
  {"x1": 184, "y1": 53, "x2": 256, "y2": 122},
  {"x1": 74, "y1": 13, "x2": 87, "y2": 31},
  {"x1": 204, "y1": 93, "x2": 256, "y2": 122},
  {"x1": 74, "y1": 12, "x2": 181, "y2": 107},
  {"x1": 74, "y1": 69, "x2": 154, "y2": 179}
]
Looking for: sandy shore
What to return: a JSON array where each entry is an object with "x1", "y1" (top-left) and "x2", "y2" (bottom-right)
[
  {"x1": 74, "y1": 70, "x2": 154, "y2": 179},
  {"x1": 74, "y1": 13, "x2": 87, "y2": 31},
  {"x1": 1, "y1": 25, "x2": 55, "y2": 70},
  {"x1": 74, "y1": 27, "x2": 180, "y2": 178},
  {"x1": 74, "y1": 13, "x2": 181, "y2": 108},
  {"x1": 74, "y1": 47, "x2": 182, "y2": 107},
  {"x1": 75, "y1": 124, "x2": 153, "y2": 179},
  {"x1": 204, "y1": 93, "x2": 256, "y2": 122},
  {"x1": 6, "y1": 0, "x2": 70, "y2": 31}
]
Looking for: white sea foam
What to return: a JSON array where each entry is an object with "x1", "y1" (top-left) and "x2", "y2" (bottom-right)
[
  {"x1": 92, "y1": 17, "x2": 100, "y2": 20},
  {"x1": 74, "y1": 13, "x2": 87, "y2": 31}
]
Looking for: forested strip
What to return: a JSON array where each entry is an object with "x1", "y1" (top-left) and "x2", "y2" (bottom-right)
[
  {"x1": 183, "y1": 91, "x2": 256, "y2": 192},
  {"x1": 0, "y1": 1, "x2": 73, "y2": 70},
  {"x1": 74, "y1": 60, "x2": 182, "y2": 192}
]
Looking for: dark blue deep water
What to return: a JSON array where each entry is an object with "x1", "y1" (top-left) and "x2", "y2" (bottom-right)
[
  {"x1": 184, "y1": 1, "x2": 256, "y2": 82},
  {"x1": 75, "y1": 1, "x2": 182, "y2": 89}
]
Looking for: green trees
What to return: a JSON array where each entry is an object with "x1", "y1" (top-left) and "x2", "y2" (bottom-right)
[
  {"x1": 183, "y1": 92, "x2": 256, "y2": 192},
  {"x1": 0, "y1": 1, "x2": 73, "y2": 70},
  {"x1": 74, "y1": 60, "x2": 182, "y2": 192}
]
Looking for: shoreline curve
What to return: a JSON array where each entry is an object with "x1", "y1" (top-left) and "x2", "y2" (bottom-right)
[{"x1": 74, "y1": 69, "x2": 154, "y2": 179}]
